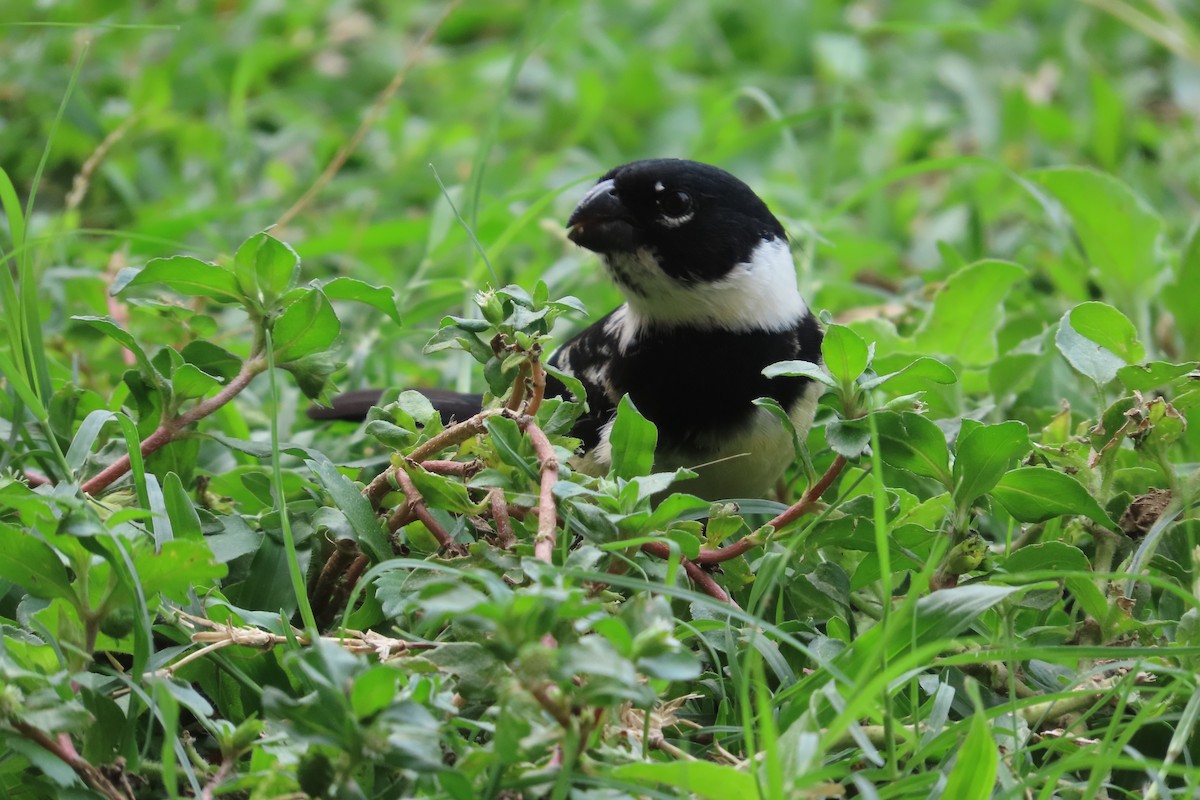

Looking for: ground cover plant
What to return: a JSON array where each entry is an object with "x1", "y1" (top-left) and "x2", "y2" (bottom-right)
[{"x1": 2, "y1": 1, "x2": 1199, "y2": 797}]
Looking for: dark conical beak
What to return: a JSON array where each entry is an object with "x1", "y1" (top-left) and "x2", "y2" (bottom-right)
[{"x1": 566, "y1": 178, "x2": 637, "y2": 252}]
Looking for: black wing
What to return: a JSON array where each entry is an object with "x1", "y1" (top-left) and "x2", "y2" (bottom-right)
[{"x1": 307, "y1": 387, "x2": 483, "y2": 426}]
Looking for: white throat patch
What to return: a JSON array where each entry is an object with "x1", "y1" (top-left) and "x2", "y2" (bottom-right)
[{"x1": 604, "y1": 237, "x2": 808, "y2": 334}]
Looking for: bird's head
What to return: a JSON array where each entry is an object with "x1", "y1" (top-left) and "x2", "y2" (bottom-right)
[{"x1": 566, "y1": 159, "x2": 802, "y2": 331}]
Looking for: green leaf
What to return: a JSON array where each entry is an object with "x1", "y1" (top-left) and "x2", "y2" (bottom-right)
[
  {"x1": 170, "y1": 363, "x2": 221, "y2": 400},
  {"x1": 821, "y1": 324, "x2": 869, "y2": 383},
  {"x1": 609, "y1": 395, "x2": 657, "y2": 480},
  {"x1": 1031, "y1": 166, "x2": 1163, "y2": 301},
  {"x1": 1069, "y1": 302, "x2": 1145, "y2": 364},
  {"x1": 162, "y1": 472, "x2": 203, "y2": 539},
  {"x1": 407, "y1": 467, "x2": 480, "y2": 514},
  {"x1": 611, "y1": 760, "x2": 760, "y2": 800},
  {"x1": 234, "y1": 231, "x2": 299, "y2": 307},
  {"x1": 0, "y1": 522, "x2": 76, "y2": 602},
  {"x1": 181, "y1": 340, "x2": 242, "y2": 381},
  {"x1": 826, "y1": 418, "x2": 871, "y2": 459},
  {"x1": 133, "y1": 539, "x2": 227, "y2": 603},
  {"x1": 992, "y1": 467, "x2": 1118, "y2": 527},
  {"x1": 273, "y1": 289, "x2": 339, "y2": 361},
  {"x1": 943, "y1": 712, "x2": 999, "y2": 800},
  {"x1": 952, "y1": 421, "x2": 1030, "y2": 510},
  {"x1": 72, "y1": 316, "x2": 160, "y2": 384},
  {"x1": 1056, "y1": 310, "x2": 1124, "y2": 385},
  {"x1": 874, "y1": 411, "x2": 952, "y2": 487},
  {"x1": 860, "y1": 356, "x2": 957, "y2": 391},
  {"x1": 322, "y1": 276, "x2": 403, "y2": 325},
  {"x1": 763, "y1": 359, "x2": 836, "y2": 387},
  {"x1": 117, "y1": 256, "x2": 244, "y2": 303},
  {"x1": 307, "y1": 456, "x2": 391, "y2": 563},
  {"x1": 913, "y1": 260, "x2": 1026, "y2": 366},
  {"x1": 1117, "y1": 361, "x2": 1199, "y2": 392}
]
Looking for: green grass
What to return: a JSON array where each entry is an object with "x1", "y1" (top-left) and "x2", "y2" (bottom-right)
[{"x1": 2, "y1": 1, "x2": 1200, "y2": 798}]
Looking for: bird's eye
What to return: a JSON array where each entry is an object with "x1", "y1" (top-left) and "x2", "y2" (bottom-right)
[{"x1": 657, "y1": 190, "x2": 693, "y2": 219}]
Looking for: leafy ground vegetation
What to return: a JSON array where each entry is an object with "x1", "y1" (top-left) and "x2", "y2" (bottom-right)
[{"x1": 2, "y1": 1, "x2": 1200, "y2": 798}]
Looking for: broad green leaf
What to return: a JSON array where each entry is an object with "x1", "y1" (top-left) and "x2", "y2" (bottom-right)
[
  {"x1": 913, "y1": 260, "x2": 1026, "y2": 366},
  {"x1": 943, "y1": 713, "x2": 999, "y2": 799},
  {"x1": 912, "y1": 584, "x2": 1026, "y2": 642},
  {"x1": 874, "y1": 411, "x2": 952, "y2": 487},
  {"x1": 609, "y1": 395, "x2": 657, "y2": 480},
  {"x1": 407, "y1": 467, "x2": 480, "y2": 514},
  {"x1": 611, "y1": 760, "x2": 759, "y2": 800},
  {"x1": 1069, "y1": 302, "x2": 1144, "y2": 364},
  {"x1": 170, "y1": 363, "x2": 221, "y2": 400},
  {"x1": 1031, "y1": 167, "x2": 1163, "y2": 301},
  {"x1": 763, "y1": 359, "x2": 837, "y2": 387},
  {"x1": 1117, "y1": 361, "x2": 1198, "y2": 392},
  {"x1": 860, "y1": 355, "x2": 957, "y2": 391},
  {"x1": 826, "y1": 418, "x2": 871, "y2": 459},
  {"x1": 0, "y1": 522, "x2": 76, "y2": 602},
  {"x1": 234, "y1": 232, "x2": 299, "y2": 307},
  {"x1": 181, "y1": 340, "x2": 242, "y2": 381},
  {"x1": 1056, "y1": 311, "x2": 1124, "y2": 385},
  {"x1": 952, "y1": 421, "x2": 1030, "y2": 510},
  {"x1": 821, "y1": 324, "x2": 869, "y2": 383},
  {"x1": 162, "y1": 472, "x2": 203, "y2": 539},
  {"x1": 117, "y1": 256, "x2": 243, "y2": 303},
  {"x1": 307, "y1": 456, "x2": 391, "y2": 563},
  {"x1": 999, "y1": 543, "x2": 1110, "y2": 623},
  {"x1": 992, "y1": 467, "x2": 1117, "y2": 527},
  {"x1": 72, "y1": 316, "x2": 159, "y2": 383},
  {"x1": 322, "y1": 276, "x2": 403, "y2": 325},
  {"x1": 273, "y1": 289, "x2": 339, "y2": 361},
  {"x1": 133, "y1": 539, "x2": 227, "y2": 603}
]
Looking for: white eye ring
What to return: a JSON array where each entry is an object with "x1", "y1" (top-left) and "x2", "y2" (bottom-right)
[{"x1": 656, "y1": 188, "x2": 694, "y2": 226}]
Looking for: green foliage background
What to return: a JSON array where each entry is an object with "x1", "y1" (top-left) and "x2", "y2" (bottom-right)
[{"x1": 1, "y1": 1, "x2": 1199, "y2": 798}]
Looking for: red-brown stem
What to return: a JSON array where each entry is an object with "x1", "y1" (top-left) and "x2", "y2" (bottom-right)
[
  {"x1": 640, "y1": 542, "x2": 732, "y2": 604},
  {"x1": 766, "y1": 454, "x2": 847, "y2": 530},
  {"x1": 523, "y1": 421, "x2": 559, "y2": 563},
  {"x1": 81, "y1": 357, "x2": 266, "y2": 496},
  {"x1": 689, "y1": 454, "x2": 848, "y2": 566},
  {"x1": 387, "y1": 502, "x2": 416, "y2": 533},
  {"x1": 489, "y1": 487, "x2": 517, "y2": 549},
  {"x1": 10, "y1": 722, "x2": 129, "y2": 800},
  {"x1": 506, "y1": 362, "x2": 530, "y2": 411},
  {"x1": 525, "y1": 358, "x2": 547, "y2": 416},
  {"x1": 200, "y1": 758, "x2": 233, "y2": 800},
  {"x1": 419, "y1": 459, "x2": 480, "y2": 477},
  {"x1": 364, "y1": 410, "x2": 501, "y2": 509},
  {"x1": 530, "y1": 683, "x2": 573, "y2": 729},
  {"x1": 392, "y1": 467, "x2": 466, "y2": 556},
  {"x1": 23, "y1": 470, "x2": 51, "y2": 487}
]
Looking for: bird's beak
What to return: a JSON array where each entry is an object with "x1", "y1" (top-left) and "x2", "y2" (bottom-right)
[{"x1": 566, "y1": 178, "x2": 637, "y2": 252}]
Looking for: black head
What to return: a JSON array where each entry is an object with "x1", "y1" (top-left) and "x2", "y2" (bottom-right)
[{"x1": 566, "y1": 159, "x2": 787, "y2": 285}]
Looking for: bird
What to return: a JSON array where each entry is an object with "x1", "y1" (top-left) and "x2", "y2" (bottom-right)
[{"x1": 310, "y1": 159, "x2": 824, "y2": 499}]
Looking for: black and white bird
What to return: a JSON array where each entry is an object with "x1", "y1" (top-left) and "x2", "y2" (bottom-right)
[{"x1": 312, "y1": 159, "x2": 824, "y2": 499}]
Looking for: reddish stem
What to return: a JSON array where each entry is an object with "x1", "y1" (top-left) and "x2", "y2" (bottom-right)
[
  {"x1": 364, "y1": 410, "x2": 502, "y2": 509},
  {"x1": 81, "y1": 357, "x2": 265, "y2": 496},
  {"x1": 522, "y1": 420, "x2": 559, "y2": 563},
  {"x1": 525, "y1": 358, "x2": 547, "y2": 416},
  {"x1": 640, "y1": 542, "x2": 732, "y2": 604},
  {"x1": 392, "y1": 467, "x2": 466, "y2": 557},
  {"x1": 489, "y1": 487, "x2": 517, "y2": 549},
  {"x1": 10, "y1": 722, "x2": 128, "y2": 800},
  {"x1": 690, "y1": 454, "x2": 847, "y2": 565}
]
